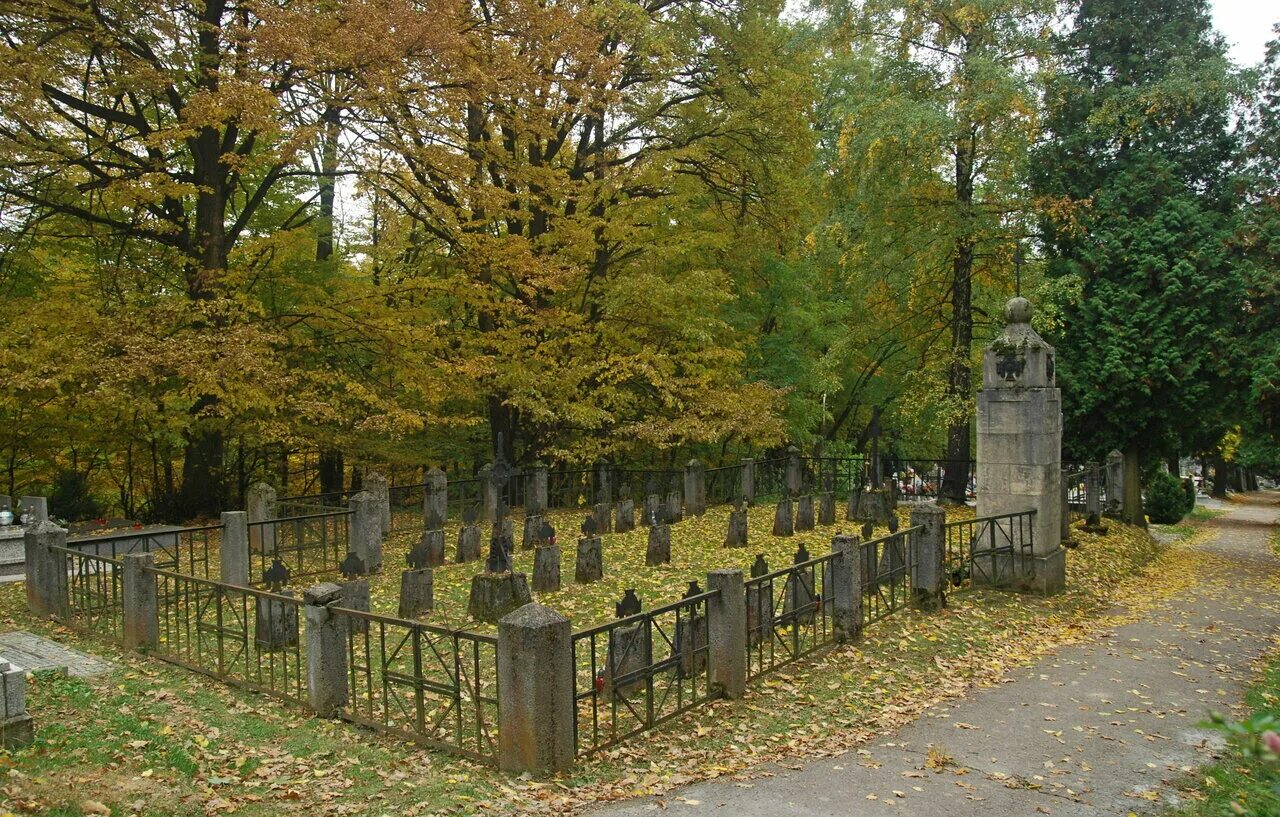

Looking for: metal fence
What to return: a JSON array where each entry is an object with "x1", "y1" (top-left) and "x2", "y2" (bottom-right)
[
  {"x1": 744, "y1": 547, "x2": 837, "y2": 680},
  {"x1": 248, "y1": 510, "x2": 350, "y2": 585},
  {"x1": 334, "y1": 607, "x2": 499, "y2": 763},
  {"x1": 68, "y1": 524, "x2": 220, "y2": 581},
  {"x1": 49, "y1": 544, "x2": 123, "y2": 639},
  {"x1": 1064, "y1": 468, "x2": 1089, "y2": 522},
  {"x1": 943, "y1": 510, "x2": 1037, "y2": 590},
  {"x1": 860, "y1": 527, "x2": 918, "y2": 624},
  {"x1": 149, "y1": 567, "x2": 307, "y2": 704},
  {"x1": 571, "y1": 586, "x2": 718, "y2": 756}
]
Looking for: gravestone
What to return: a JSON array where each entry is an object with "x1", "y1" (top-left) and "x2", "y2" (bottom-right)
[
  {"x1": 724, "y1": 503, "x2": 748, "y2": 548},
  {"x1": 740, "y1": 457, "x2": 756, "y2": 506},
  {"x1": 819, "y1": 491, "x2": 836, "y2": 525},
  {"x1": 665, "y1": 482, "x2": 683, "y2": 524},
  {"x1": 772, "y1": 498, "x2": 794, "y2": 537},
  {"x1": 684, "y1": 459, "x2": 706, "y2": 518},
  {"x1": 526, "y1": 463, "x2": 548, "y2": 516},
  {"x1": 783, "y1": 543, "x2": 817, "y2": 626},
  {"x1": 398, "y1": 568, "x2": 434, "y2": 619},
  {"x1": 849, "y1": 488, "x2": 894, "y2": 527},
  {"x1": 456, "y1": 508, "x2": 482, "y2": 563},
  {"x1": 615, "y1": 496, "x2": 636, "y2": 533},
  {"x1": 340, "y1": 578, "x2": 371, "y2": 634},
  {"x1": 530, "y1": 520, "x2": 559, "y2": 593},
  {"x1": 746, "y1": 554, "x2": 774, "y2": 648},
  {"x1": 364, "y1": 471, "x2": 391, "y2": 536},
  {"x1": 592, "y1": 502, "x2": 612, "y2": 535},
  {"x1": 417, "y1": 528, "x2": 446, "y2": 568},
  {"x1": 467, "y1": 497, "x2": 532, "y2": 623},
  {"x1": 646, "y1": 518, "x2": 671, "y2": 566},
  {"x1": 255, "y1": 590, "x2": 299, "y2": 651},
  {"x1": 17, "y1": 497, "x2": 46, "y2": 527},
  {"x1": 1105, "y1": 450, "x2": 1124, "y2": 517},
  {"x1": 0, "y1": 659, "x2": 32, "y2": 748},
  {"x1": 603, "y1": 590, "x2": 649, "y2": 698},
  {"x1": 795, "y1": 495, "x2": 815, "y2": 531},
  {"x1": 642, "y1": 489, "x2": 661, "y2": 528},
  {"x1": 674, "y1": 581, "x2": 708, "y2": 678},
  {"x1": 424, "y1": 466, "x2": 448, "y2": 529},
  {"x1": 975, "y1": 297, "x2": 1065, "y2": 594},
  {"x1": 522, "y1": 514, "x2": 547, "y2": 551},
  {"x1": 575, "y1": 516, "x2": 604, "y2": 583}
]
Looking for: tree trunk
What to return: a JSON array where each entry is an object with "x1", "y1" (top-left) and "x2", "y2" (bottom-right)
[
  {"x1": 319, "y1": 449, "x2": 344, "y2": 495},
  {"x1": 178, "y1": 403, "x2": 226, "y2": 520},
  {"x1": 1212, "y1": 456, "x2": 1229, "y2": 498},
  {"x1": 941, "y1": 130, "x2": 975, "y2": 505},
  {"x1": 1165, "y1": 454, "x2": 1179, "y2": 476},
  {"x1": 1122, "y1": 442, "x2": 1145, "y2": 527}
]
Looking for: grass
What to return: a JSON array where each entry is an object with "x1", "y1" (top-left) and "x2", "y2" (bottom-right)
[{"x1": 0, "y1": 507, "x2": 1195, "y2": 817}]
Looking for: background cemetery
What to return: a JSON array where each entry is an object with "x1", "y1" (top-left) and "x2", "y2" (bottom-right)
[{"x1": 6, "y1": 302, "x2": 1146, "y2": 776}]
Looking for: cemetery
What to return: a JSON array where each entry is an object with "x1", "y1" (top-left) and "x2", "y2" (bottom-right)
[{"x1": 0, "y1": 0, "x2": 1277, "y2": 812}]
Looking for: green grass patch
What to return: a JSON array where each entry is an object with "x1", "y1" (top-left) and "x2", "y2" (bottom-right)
[{"x1": 1168, "y1": 655, "x2": 1280, "y2": 817}]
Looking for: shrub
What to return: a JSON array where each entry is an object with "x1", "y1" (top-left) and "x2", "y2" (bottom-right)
[
  {"x1": 1146, "y1": 470, "x2": 1187, "y2": 524},
  {"x1": 1181, "y1": 476, "x2": 1197, "y2": 515},
  {"x1": 49, "y1": 469, "x2": 102, "y2": 522}
]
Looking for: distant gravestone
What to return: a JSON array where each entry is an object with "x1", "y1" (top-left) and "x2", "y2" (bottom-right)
[
  {"x1": 782, "y1": 543, "x2": 816, "y2": 626},
  {"x1": 665, "y1": 487, "x2": 683, "y2": 525},
  {"x1": 646, "y1": 518, "x2": 671, "y2": 566},
  {"x1": 456, "y1": 507, "x2": 482, "y2": 563},
  {"x1": 255, "y1": 591, "x2": 299, "y2": 651},
  {"x1": 772, "y1": 498, "x2": 794, "y2": 537},
  {"x1": 746, "y1": 554, "x2": 774, "y2": 648},
  {"x1": 674, "y1": 581, "x2": 708, "y2": 678},
  {"x1": 467, "y1": 488, "x2": 532, "y2": 623},
  {"x1": 399, "y1": 568, "x2": 434, "y2": 619},
  {"x1": 575, "y1": 516, "x2": 604, "y2": 583},
  {"x1": 604, "y1": 590, "x2": 649, "y2": 698},
  {"x1": 795, "y1": 495, "x2": 815, "y2": 531},
  {"x1": 522, "y1": 514, "x2": 547, "y2": 552},
  {"x1": 616, "y1": 496, "x2": 636, "y2": 533},
  {"x1": 340, "y1": 579, "x2": 371, "y2": 634},
  {"x1": 593, "y1": 501, "x2": 612, "y2": 535},
  {"x1": 532, "y1": 522, "x2": 561, "y2": 594},
  {"x1": 725, "y1": 503, "x2": 748, "y2": 548},
  {"x1": 819, "y1": 491, "x2": 836, "y2": 526},
  {"x1": 418, "y1": 528, "x2": 446, "y2": 568}
]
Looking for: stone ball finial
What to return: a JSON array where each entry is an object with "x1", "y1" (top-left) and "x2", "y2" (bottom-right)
[{"x1": 1004, "y1": 296, "x2": 1033, "y2": 324}]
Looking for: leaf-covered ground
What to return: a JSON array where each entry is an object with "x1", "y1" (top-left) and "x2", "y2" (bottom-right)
[{"x1": 0, "y1": 508, "x2": 1199, "y2": 817}]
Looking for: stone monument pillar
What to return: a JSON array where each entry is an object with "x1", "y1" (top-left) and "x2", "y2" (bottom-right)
[{"x1": 975, "y1": 297, "x2": 1065, "y2": 595}]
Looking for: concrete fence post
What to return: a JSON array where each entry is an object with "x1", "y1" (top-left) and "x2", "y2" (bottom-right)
[
  {"x1": 246, "y1": 482, "x2": 277, "y2": 553},
  {"x1": 348, "y1": 491, "x2": 383, "y2": 573},
  {"x1": 304, "y1": 582, "x2": 349, "y2": 717},
  {"x1": 908, "y1": 503, "x2": 946, "y2": 612},
  {"x1": 706, "y1": 568, "x2": 746, "y2": 699},
  {"x1": 785, "y1": 446, "x2": 802, "y2": 498},
  {"x1": 684, "y1": 459, "x2": 706, "y2": 517},
  {"x1": 24, "y1": 520, "x2": 67, "y2": 618},
  {"x1": 830, "y1": 533, "x2": 862, "y2": 643},
  {"x1": 122, "y1": 552, "x2": 158, "y2": 650},
  {"x1": 220, "y1": 511, "x2": 250, "y2": 586},
  {"x1": 740, "y1": 457, "x2": 755, "y2": 506},
  {"x1": 497, "y1": 602, "x2": 574, "y2": 775}
]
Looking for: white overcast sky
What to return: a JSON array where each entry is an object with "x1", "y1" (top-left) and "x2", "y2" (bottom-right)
[{"x1": 1212, "y1": 0, "x2": 1276, "y2": 66}]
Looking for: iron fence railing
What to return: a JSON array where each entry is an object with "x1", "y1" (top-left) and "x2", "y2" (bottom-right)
[
  {"x1": 744, "y1": 548, "x2": 837, "y2": 681},
  {"x1": 248, "y1": 510, "x2": 350, "y2": 585},
  {"x1": 943, "y1": 510, "x2": 1037, "y2": 590},
  {"x1": 49, "y1": 544, "x2": 123, "y2": 639},
  {"x1": 1064, "y1": 468, "x2": 1088, "y2": 521},
  {"x1": 703, "y1": 465, "x2": 741, "y2": 507},
  {"x1": 333, "y1": 607, "x2": 499, "y2": 764},
  {"x1": 753, "y1": 456, "x2": 789, "y2": 502},
  {"x1": 149, "y1": 567, "x2": 306, "y2": 704},
  {"x1": 68, "y1": 524, "x2": 220, "y2": 581},
  {"x1": 860, "y1": 527, "x2": 919, "y2": 624},
  {"x1": 571, "y1": 587, "x2": 718, "y2": 756}
]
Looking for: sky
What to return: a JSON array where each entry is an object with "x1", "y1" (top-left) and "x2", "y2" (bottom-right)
[{"x1": 1211, "y1": 0, "x2": 1276, "y2": 66}]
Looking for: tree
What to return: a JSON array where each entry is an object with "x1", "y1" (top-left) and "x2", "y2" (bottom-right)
[
  {"x1": 1034, "y1": 0, "x2": 1244, "y2": 524},
  {"x1": 814, "y1": 0, "x2": 1053, "y2": 492}
]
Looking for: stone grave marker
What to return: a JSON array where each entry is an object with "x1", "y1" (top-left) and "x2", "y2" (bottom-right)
[
  {"x1": 725, "y1": 502, "x2": 748, "y2": 548},
  {"x1": 772, "y1": 498, "x2": 794, "y2": 537},
  {"x1": 456, "y1": 507, "x2": 483, "y2": 563},
  {"x1": 575, "y1": 516, "x2": 604, "y2": 583},
  {"x1": 399, "y1": 567, "x2": 434, "y2": 619},
  {"x1": 532, "y1": 521, "x2": 561, "y2": 593}
]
